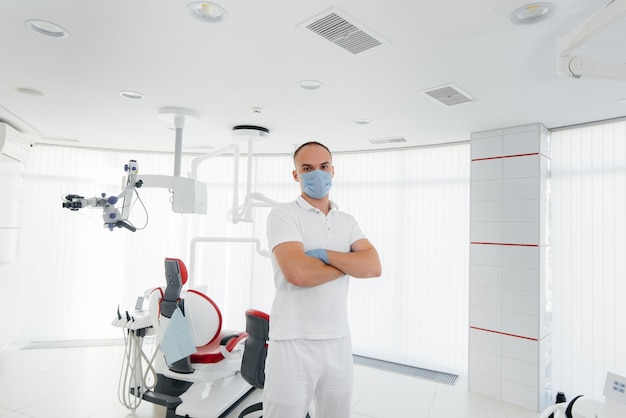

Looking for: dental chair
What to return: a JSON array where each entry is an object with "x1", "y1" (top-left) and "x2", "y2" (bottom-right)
[
  {"x1": 539, "y1": 396, "x2": 626, "y2": 418},
  {"x1": 238, "y1": 309, "x2": 310, "y2": 418},
  {"x1": 144, "y1": 257, "x2": 254, "y2": 418},
  {"x1": 238, "y1": 309, "x2": 269, "y2": 418},
  {"x1": 539, "y1": 370, "x2": 626, "y2": 418}
]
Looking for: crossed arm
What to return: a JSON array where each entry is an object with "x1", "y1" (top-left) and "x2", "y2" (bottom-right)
[{"x1": 273, "y1": 238, "x2": 382, "y2": 287}]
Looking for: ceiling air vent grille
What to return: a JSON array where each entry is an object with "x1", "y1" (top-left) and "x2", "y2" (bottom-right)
[
  {"x1": 298, "y1": 8, "x2": 386, "y2": 54},
  {"x1": 368, "y1": 137, "x2": 407, "y2": 145},
  {"x1": 421, "y1": 84, "x2": 473, "y2": 107}
]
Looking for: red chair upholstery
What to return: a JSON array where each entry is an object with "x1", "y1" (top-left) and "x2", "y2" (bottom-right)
[{"x1": 148, "y1": 258, "x2": 247, "y2": 371}]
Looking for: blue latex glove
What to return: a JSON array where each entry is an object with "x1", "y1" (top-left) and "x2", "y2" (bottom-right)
[{"x1": 305, "y1": 249, "x2": 329, "y2": 265}]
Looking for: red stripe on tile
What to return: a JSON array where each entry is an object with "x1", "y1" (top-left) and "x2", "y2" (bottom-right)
[
  {"x1": 471, "y1": 242, "x2": 539, "y2": 247},
  {"x1": 470, "y1": 326, "x2": 538, "y2": 341},
  {"x1": 471, "y1": 152, "x2": 539, "y2": 162}
]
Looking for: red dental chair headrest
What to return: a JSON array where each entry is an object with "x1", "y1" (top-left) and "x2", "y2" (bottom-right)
[{"x1": 165, "y1": 257, "x2": 188, "y2": 285}]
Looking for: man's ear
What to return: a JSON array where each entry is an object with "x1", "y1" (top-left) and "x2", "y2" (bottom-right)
[{"x1": 292, "y1": 170, "x2": 299, "y2": 182}]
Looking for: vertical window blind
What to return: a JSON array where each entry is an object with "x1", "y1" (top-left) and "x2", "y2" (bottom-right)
[
  {"x1": 17, "y1": 143, "x2": 470, "y2": 373},
  {"x1": 551, "y1": 120, "x2": 626, "y2": 399}
]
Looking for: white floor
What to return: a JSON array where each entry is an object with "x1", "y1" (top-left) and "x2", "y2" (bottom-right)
[{"x1": 0, "y1": 343, "x2": 542, "y2": 418}]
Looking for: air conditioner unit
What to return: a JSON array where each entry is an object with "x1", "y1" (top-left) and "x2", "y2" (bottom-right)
[{"x1": 0, "y1": 122, "x2": 30, "y2": 162}]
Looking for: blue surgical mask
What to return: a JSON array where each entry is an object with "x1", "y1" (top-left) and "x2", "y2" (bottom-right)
[{"x1": 301, "y1": 170, "x2": 332, "y2": 199}]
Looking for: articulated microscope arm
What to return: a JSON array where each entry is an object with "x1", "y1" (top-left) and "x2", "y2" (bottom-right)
[
  {"x1": 62, "y1": 160, "x2": 207, "y2": 232},
  {"x1": 62, "y1": 160, "x2": 142, "y2": 231}
]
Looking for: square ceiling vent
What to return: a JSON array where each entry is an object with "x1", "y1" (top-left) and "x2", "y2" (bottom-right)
[
  {"x1": 421, "y1": 84, "x2": 473, "y2": 107},
  {"x1": 297, "y1": 7, "x2": 388, "y2": 54}
]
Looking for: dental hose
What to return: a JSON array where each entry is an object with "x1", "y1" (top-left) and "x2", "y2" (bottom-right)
[{"x1": 118, "y1": 329, "x2": 159, "y2": 412}]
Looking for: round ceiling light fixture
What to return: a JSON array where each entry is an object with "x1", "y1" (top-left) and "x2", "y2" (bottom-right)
[
  {"x1": 16, "y1": 87, "x2": 45, "y2": 96},
  {"x1": 187, "y1": 2, "x2": 227, "y2": 22},
  {"x1": 118, "y1": 91, "x2": 145, "y2": 100},
  {"x1": 158, "y1": 107, "x2": 200, "y2": 128},
  {"x1": 25, "y1": 19, "x2": 69, "y2": 38},
  {"x1": 510, "y1": 3, "x2": 555, "y2": 25},
  {"x1": 297, "y1": 80, "x2": 323, "y2": 90},
  {"x1": 232, "y1": 125, "x2": 270, "y2": 142}
]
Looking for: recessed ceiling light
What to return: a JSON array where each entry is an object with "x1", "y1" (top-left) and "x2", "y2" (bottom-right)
[
  {"x1": 187, "y1": 2, "x2": 227, "y2": 22},
  {"x1": 510, "y1": 3, "x2": 555, "y2": 25},
  {"x1": 25, "y1": 19, "x2": 69, "y2": 38},
  {"x1": 232, "y1": 125, "x2": 270, "y2": 142},
  {"x1": 118, "y1": 91, "x2": 145, "y2": 100},
  {"x1": 297, "y1": 80, "x2": 323, "y2": 90},
  {"x1": 354, "y1": 119, "x2": 371, "y2": 125},
  {"x1": 16, "y1": 87, "x2": 45, "y2": 96}
]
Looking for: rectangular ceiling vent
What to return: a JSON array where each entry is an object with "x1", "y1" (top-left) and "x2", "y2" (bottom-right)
[
  {"x1": 421, "y1": 84, "x2": 473, "y2": 107},
  {"x1": 368, "y1": 137, "x2": 407, "y2": 145},
  {"x1": 297, "y1": 8, "x2": 387, "y2": 54}
]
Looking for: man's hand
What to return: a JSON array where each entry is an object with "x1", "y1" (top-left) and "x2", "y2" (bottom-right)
[
  {"x1": 326, "y1": 239, "x2": 381, "y2": 279},
  {"x1": 305, "y1": 249, "x2": 329, "y2": 264}
]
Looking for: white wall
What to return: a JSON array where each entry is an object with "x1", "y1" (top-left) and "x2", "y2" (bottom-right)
[
  {"x1": 0, "y1": 156, "x2": 24, "y2": 348},
  {"x1": 0, "y1": 262, "x2": 21, "y2": 349}
]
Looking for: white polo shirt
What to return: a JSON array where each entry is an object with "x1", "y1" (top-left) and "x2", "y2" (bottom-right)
[{"x1": 266, "y1": 196, "x2": 366, "y2": 340}]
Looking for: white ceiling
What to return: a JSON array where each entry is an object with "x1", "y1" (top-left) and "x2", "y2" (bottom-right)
[{"x1": 1, "y1": 0, "x2": 625, "y2": 155}]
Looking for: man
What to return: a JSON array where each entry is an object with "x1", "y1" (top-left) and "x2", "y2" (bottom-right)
[{"x1": 264, "y1": 141, "x2": 382, "y2": 417}]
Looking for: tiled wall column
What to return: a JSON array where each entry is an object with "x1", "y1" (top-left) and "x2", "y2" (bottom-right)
[{"x1": 469, "y1": 124, "x2": 551, "y2": 411}]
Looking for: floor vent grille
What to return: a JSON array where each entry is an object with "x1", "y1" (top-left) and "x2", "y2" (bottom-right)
[
  {"x1": 22, "y1": 338, "x2": 130, "y2": 349},
  {"x1": 353, "y1": 355, "x2": 459, "y2": 386}
]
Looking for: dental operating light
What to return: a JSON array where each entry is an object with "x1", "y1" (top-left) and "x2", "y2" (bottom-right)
[{"x1": 557, "y1": 0, "x2": 626, "y2": 79}]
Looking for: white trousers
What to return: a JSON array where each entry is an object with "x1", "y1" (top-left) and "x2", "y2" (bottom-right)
[{"x1": 263, "y1": 336, "x2": 353, "y2": 418}]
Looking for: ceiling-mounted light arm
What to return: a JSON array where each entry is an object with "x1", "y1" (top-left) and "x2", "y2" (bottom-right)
[
  {"x1": 158, "y1": 107, "x2": 200, "y2": 176},
  {"x1": 190, "y1": 143, "x2": 241, "y2": 215},
  {"x1": 173, "y1": 114, "x2": 185, "y2": 176},
  {"x1": 566, "y1": 55, "x2": 626, "y2": 79},
  {"x1": 558, "y1": 0, "x2": 626, "y2": 79},
  {"x1": 228, "y1": 125, "x2": 272, "y2": 223}
]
